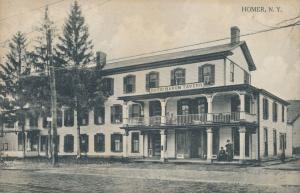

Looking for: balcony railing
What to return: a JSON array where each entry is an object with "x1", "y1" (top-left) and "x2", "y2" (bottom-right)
[{"x1": 127, "y1": 111, "x2": 257, "y2": 126}]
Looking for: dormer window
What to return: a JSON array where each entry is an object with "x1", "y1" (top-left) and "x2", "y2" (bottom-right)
[
  {"x1": 171, "y1": 68, "x2": 185, "y2": 85},
  {"x1": 199, "y1": 64, "x2": 215, "y2": 85},
  {"x1": 123, "y1": 75, "x2": 136, "y2": 93}
]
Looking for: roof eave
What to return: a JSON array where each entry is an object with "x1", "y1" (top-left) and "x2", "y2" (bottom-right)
[{"x1": 240, "y1": 42, "x2": 257, "y2": 71}]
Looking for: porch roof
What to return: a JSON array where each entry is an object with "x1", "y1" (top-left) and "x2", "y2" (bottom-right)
[{"x1": 118, "y1": 84, "x2": 289, "y2": 105}]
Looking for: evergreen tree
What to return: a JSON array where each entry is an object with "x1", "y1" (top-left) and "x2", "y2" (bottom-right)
[
  {"x1": 55, "y1": 1, "x2": 104, "y2": 158},
  {"x1": 0, "y1": 32, "x2": 31, "y2": 157}
]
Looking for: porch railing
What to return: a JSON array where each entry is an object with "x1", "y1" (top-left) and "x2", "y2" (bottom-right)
[{"x1": 126, "y1": 112, "x2": 257, "y2": 126}]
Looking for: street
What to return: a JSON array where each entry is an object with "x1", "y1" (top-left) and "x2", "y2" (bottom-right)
[{"x1": 1, "y1": 159, "x2": 300, "y2": 193}]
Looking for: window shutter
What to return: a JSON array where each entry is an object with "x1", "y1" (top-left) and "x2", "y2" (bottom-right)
[
  {"x1": 199, "y1": 66, "x2": 203, "y2": 82},
  {"x1": 132, "y1": 76, "x2": 136, "y2": 93},
  {"x1": 123, "y1": 77, "x2": 127, "y2": 93},
  {"x1": 110, "y1": 78, "x2": 114, "y2": 95},
  {"x1": 211, "y1": 65, "x2": 215, "y2": 84},
  {"x1": 111, "y1": 106, "x2": 114, "y2": 123},
  {"x1": 146, "y1": 73, "x2": 150, "y2": 91},
  {"x1": 182, "y1": 69, "x2": 186, "y2": 84},
  {"x1": 156, "y1": 72, "x2": 159, "y2": 87},
  {"x1": 171, "y1": 70, "x2": 175, "y2": 85}
]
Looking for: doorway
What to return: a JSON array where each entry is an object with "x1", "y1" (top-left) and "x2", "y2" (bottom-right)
[{"x1": 148, "y1": 133, "x2": 161, "y2": 157}]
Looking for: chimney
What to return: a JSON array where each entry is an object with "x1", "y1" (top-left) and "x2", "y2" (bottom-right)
[
  {"x1": 231, "y1": 26, "x2": 240, "y2": 44},
  {"x1": 96, "y1": 51, "x2": 106, "y2": 69}
]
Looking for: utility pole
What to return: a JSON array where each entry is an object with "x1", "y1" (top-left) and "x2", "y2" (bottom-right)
[{"x1": 47, "y1": 28, "x2": 58, "y2": 166}]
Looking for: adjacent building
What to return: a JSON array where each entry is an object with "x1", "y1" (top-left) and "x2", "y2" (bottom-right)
[
  {"x1": 287, "y1": 100, "x2": 300, "y2": 154},
  {"x1": 0, "y1": 27, "x2": 292, "y2": 163}
]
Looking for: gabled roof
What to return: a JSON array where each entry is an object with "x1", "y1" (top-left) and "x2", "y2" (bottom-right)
[
  {"x1": 103, "y1": 41, "x2": 256, "y2": 72},
  {"x1": 287, "y1": 100, "x2": 300, "y2": 124}
]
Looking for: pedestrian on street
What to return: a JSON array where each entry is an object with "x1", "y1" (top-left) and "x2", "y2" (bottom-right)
[{"x1": 225, "y1": 139, "x2": 233, "y2": 161}]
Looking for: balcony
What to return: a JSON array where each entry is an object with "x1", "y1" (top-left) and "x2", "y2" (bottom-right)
[{"x1": 127, "y1": 112, "x2": 257, "y2": 127}]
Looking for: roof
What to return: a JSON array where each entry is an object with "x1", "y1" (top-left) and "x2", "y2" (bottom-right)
[
  {"x1": 103, "y1": 41, "x2": 256, "y2": 72},
  {"x1": 287, "y1": 100, "x2": 300, "y2": 124}
]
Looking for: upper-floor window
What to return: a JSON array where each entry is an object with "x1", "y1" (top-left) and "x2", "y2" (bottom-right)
[
  {"x1": 282, "y1": 105, "x2": 285, "y2": 122},
  {"x1": 244, "y1": 71, "x2": 250, "y2": 84},
  {"x1": 42, "y1": 109, "x2": 62, "y2": 128},
  {"x1": 273, "y1": 102, "x2": 278, "y2": 122},
  {"x1": 177, "y1": 99, "x2": 191, "y2": 115},
  {"x1": 79, "y1": 108, "x2": 89, "y2": 126},
  {"x1": 111, "y1": 105, "x2": 122, "y2": 124},
  {"x1": 146, "y1": 71, "x2": 159, "y2": 91},
  {"x1": 171, "y1": 68, "x2": 185, "y2": 85},
  {"x1": 130, "y1": 104, "x2": 142, "y2": 118},
  {"x1": 94, "y1": 106, "x2": 105, "y2": 125},
  {"x1": 102, "y1": 78, "x2": 114, "y2": 96},
  {"x1": 230, "y1": 62, "x2": 234, "y2": 82},
  {"x1": 64, "y1": 108, "x2": 74, "y2": 127},
  {"x1": 123, "y1": 75, "x2": 135, "y2": 93},
  {"x1": 263, "y1": 98, "x2": 269, "y2": 120},
  {"x1": 199, "y1": 64, "x2": 215, "y2": 85},
  {"x1": 29, "y1": 112, "x2": 38, "y2": 127}
]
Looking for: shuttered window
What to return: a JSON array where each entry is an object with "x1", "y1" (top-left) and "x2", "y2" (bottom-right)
[
  {"x1": 123, "y1": 75, "x2": 136, "y2": 93},
  {"x1": 263, "y1": 98, "x2": 269, "y2": 120},
  {"x1": 94, "y1": 106, "x2": 105, "y2": 125},
  {"x1": 272, "y1": 102, "x2": 278, "y2": 122},
  {"x1": 111, "y1": 105, "x2": 123, "y2": 124},
  {"x1": 282, "y1": 105, "x2": 285, "y2": 122},
  {"x1": 102, "y1": 78, "x2": 114, "y2": 95},
  {"x1": 146, "y1": 72, "x2": 159, "y2": 91},
  {"x1": 171, "y1": 68, "x2": 185, "y2": 85},
  {"x1": 199, "y1": 64, "x2": 215, "y2": 85},
  {"x1": 111, "y1": 134, "x2": 123, "y2": 152},
  {"x1": 94, "y1": 133, "x2": 105, "y2": 152}
]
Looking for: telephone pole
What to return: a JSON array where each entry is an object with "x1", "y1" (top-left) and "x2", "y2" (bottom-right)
[{"x1": 47, "y1": 28, "x2": 58, "y2": 166}]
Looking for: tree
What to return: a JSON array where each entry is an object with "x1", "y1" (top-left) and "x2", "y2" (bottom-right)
[
  {"x1": 55, "y1": 1, "x2": 103, "y2": 158},
  {"x1": 0, "y1": 32, "x2": 31, "y2": 157}
]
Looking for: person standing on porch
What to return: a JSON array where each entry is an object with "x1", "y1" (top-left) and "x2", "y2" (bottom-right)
[{"x1": 225, "y1": 140, "x2": 233, "y2": 161}]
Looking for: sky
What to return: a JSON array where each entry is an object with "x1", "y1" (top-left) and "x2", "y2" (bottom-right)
[{"x1": 0, "y1": 0, "x2": 299, "y2": 100}]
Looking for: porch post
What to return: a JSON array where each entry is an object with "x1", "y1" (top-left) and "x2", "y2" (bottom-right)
[
  {"x1": 123, "y1": 101, "x2": 128, "y2": 125},
  {"x1": 160, "y1": 99, "x2": 166, "y2": 125},
  {"x1": 160, "y1": 129, "x2": 167, "y2": 162},
  {"x1": 206, "y1": 95, "x2": 213, "y2": 122},
  {"x1": 239, "y1": 92, "x2": 246, "y2": 120},
  {"x1": 123, "y1": 130, "x2": 129, "y2": 158},
  {"x1": 239, "y1": 126, "x2": 246, "y2": 163},
  {"x1": 61, "y1": 107, "x2": 66, "y2": 127},
  {"x1": 206, "y1": 128, "x2": 213, "y2": 163}
]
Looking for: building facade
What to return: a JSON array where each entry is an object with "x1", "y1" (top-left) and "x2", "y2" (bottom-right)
[
  {"x1": 287, "y1": 100, "x2": 300, "y2": 153},
  {"x1": 0, "y1": 27, "x2": 292, "y2": 162}
]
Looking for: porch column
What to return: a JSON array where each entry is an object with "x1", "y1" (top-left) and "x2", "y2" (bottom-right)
[
  {"x1": 160, "y1": 99, "x2": 166, "y2": 125},
  {"x1": 239, "y1": 92, "x2": 246, "y2": 120},
  {"x1": 123, "y1": 130, "x2": 129, "y2": 158},
  {"x1": 239, "y1": 127, "x2": 246, "y2": 163},
  {"x1": 123, "y1": 102, "x2": 128, "y2": 125},
  {"x1": 160, "y1": 129, "x2": 167, "y2": 162},
  {"x1": 206, "y1": 95, "x2": 213, "y2": 122},
  {"x1": 38, "y1": 116, "x2": 43, "y2": 129},
  {"x1": 206, "y1": 128, "x2": 213, "y2": 162},
  {"x1": 61, "y1": 106, "x2": 66, "y2": 127},
  {"x1": 74, "y1": 110, "x2": 78, "y2": 127}
]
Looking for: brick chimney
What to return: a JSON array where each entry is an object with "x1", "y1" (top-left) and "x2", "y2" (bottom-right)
[
  {"x1": 231, "y1": 26, "x2": 240, "y2": 44},
  {"x1": 96, "y1": 51, "x2": 106, "y2": 69}
]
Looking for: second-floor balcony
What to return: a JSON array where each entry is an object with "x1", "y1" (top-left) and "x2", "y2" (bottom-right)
[{"x1": 126, "y1": 111, "x2": 257, "y2": 127}]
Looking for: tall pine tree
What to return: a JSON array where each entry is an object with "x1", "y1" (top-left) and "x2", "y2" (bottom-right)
[
  {"x1": 0, "y1": 32, "x2": 31, "y2": 157},
  {"x1": 55, "y1": 1, "x2": 97, "y2": 158}
]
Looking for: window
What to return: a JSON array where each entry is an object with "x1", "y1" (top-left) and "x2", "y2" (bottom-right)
[
  {"x1": 64, "y1": 108, "x2": 74, "y2": 127},
  {"x1": 245, "y1": 95, "x2": 251, "y2": 113},
  {"x1": 146, "y1": 72, "x2": 159, "y2": 91},
  {"x1": 42, "y1": 110, "x2": 50, "y2": 128},
  {"x1": 177, "y1": 99, "x2": 190, "y2": 115},
  {"x1": 80, "y1": 134, "x2": 89, "y2": 153},
  {"x1": 18, "y1": 132, "x2": 24, "y2": 151},
  {"x1": 57, "y1": 110, "x2": 62, "y2": 127},
  {"x1": 230, "y1": 62, "x2": 234, "y2": 82},
  {"x1": 273, "y1": 102, "x2": 278, "y2": 122},
  {"x1": 94, "y1": 106, "x2": 105, "y2": 125},
  {"x1": 264, "y1": 128, "x2": 268, "y2": 156},
  {"x1": 43, "y1": 109, "x2": 62, "y2": 128},
  {"x1": 111, "y1": 105, "x2": 122, "y2": 124},
  {"x1": 131, "y1": 132, "x2": 140, "y2": 153},
  {"x1": 130, "y1": 104, "x2": 142, "y2": 118},
  {"x1": 244, "y1": 71, "x2": 250, "y2": 84},
  {"x1": 94, "y1": 133, "x2": 105, "y2": 152},
  {"x1": 282, "y1": 105, "x2": 285, "y2": 122},
  {"x1": 263, "y1": 98, "x2": 269, "y2": 120},
  {"x1": 123, "y1": 75, "x2": 136, "y2": 93},
  {"x1": 171, "y1": 68, "x2": 185, "y2": 85},
  {"x1": 280, "y1": 133, "x2": 286, "y2": 150},
  {"x1": 273, "y1": 130, "x2": 277, "y2": 155},
  {"x1": 29, "y1": 113, "x2": 38, "y2": 127},
  {"x1": 64, "y1": 135, "x2": 74, "y2": 153},
  {"x1": 199, "y1": 64, "x2": 215, "y2": 85},
  {"x1": 79, "y1": 108, "x2": 89, "y2": 126},
  {"x1": 40, "y1": 136, "x2": 48, "y2": 152},
  {"x1": 111, "y1": 134, "x2": 123, "y2": 152},
  {"x1": 102, "y1": 78, "x2": 114, "y2": 95}
]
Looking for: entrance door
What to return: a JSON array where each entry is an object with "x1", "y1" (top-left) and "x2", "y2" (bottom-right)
[
  {"x1": 191, "y1": 130, "x2": 202, "y2": 158},
  {"x1": 148, "y1": 133, "x2": 161, "y2": 157},
  {"x1": 176, "y1": 130, "x2": 191, "y2": 158}
]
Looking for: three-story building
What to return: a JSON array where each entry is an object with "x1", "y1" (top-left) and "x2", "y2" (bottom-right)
[{"x1": 0, "y1": 26, "x2": 292, "y2": 163}]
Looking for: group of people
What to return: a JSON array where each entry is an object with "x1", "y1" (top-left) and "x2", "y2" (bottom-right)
[{"x1": 218, "y1": 139, "x2": 234, "y2": 161}]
